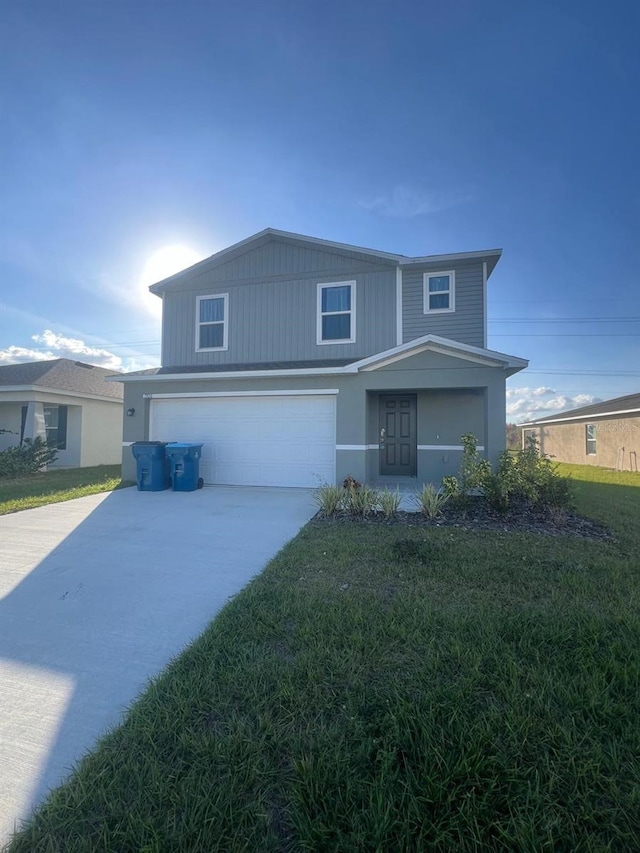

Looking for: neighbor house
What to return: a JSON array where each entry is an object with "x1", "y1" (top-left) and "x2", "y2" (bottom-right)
[
  {"x1": 520, "y1": 393, "x2": 640, "y2": 471},
  {"x1": 0, "y1": 359, "x2": 124, "y2": 467},
  {"x1": 114, "y1": 229, "x2": 528, "y2": 487}
]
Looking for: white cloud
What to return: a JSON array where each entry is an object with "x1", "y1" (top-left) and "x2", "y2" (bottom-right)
[
  {"x1": 0, "y1": 330, "x2": 159, "y2": 373},
  {"x1": 506, "y1": 386, "x2": 602, "y2": 422},
  {"x1": 359, "y1": 185, "x2": 471, "y2": 219}
]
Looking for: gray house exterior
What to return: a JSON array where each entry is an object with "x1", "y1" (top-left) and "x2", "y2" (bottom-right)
[{"x1": 115, "y1": 229, "x2": 527, "y2": 487}]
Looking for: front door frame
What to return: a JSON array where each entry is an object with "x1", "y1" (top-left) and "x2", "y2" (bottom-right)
[{"x1": 378, "y1": 393, "x2": 418, "y2": 477}]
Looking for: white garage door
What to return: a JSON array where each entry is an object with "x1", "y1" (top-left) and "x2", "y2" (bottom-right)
[{"x1": 149, "y1": 394, "x2": 336, "y2": 487}]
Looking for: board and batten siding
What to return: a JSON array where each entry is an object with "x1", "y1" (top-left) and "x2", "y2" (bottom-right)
[
  {"x1": 162, "y1": 268, "x2": 397, "y2": 366},
  {"x1": 402, "y1": 260, "x2": 485, "y2": 348}
]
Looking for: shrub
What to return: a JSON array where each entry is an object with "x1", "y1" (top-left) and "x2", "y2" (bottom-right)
[
  {"x1": 441, "y1": 475, "x2": 460, "y2": 499},
  {"x1": 343, "y1": 484, "x2": 379, "y2": 517},
  {"x1": 312, "y1": 483, "x2": 344, "y2": 516},
  {"x1": 378, "y1": 487, "x2": 402, "y2": 519},
  {"x1": 481, "y1": 437, "x2": 573, "y2": 513},
  {"x1": 414, "y1": 483, "x2": 449, "y2": 519},
  {"x1": 459, "y1": 433, "x2": 491, "y2": 495},
  {"x1": 0, "y1": 437, "x2": 58, "y2": 480}
]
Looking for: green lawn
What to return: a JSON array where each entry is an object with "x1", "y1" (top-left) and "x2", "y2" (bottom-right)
[
  {"x1": 0, "y1": 465, "x2": 125, "y2": 515},
  {"x1": 7, "y1": 468, "x2": 640, "y2": 851}
]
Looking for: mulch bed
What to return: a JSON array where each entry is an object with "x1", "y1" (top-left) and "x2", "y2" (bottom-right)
[{"x1": 312, "y1": 499, "x2": 612, "y2": 541}]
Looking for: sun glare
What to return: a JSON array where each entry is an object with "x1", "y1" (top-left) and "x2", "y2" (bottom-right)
[{"x1": 138, "y1": 245, "x2": 205, "y2": 318}]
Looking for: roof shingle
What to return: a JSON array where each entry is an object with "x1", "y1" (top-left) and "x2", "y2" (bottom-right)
[{"x1": 0, "y1": 359, "x2": 124, "y2": 400}]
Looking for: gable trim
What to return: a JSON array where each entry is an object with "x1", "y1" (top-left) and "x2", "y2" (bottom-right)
[
  {"x1": 148, "y1": 228, "x2": 503, "y2": 293},
  {"x1": 351, "y1": 334, "x2": 528, "y2": 372}
]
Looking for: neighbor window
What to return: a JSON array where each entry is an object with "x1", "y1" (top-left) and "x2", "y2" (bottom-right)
[
  {"x1": 423, "y1": 271, "x2": 455, "y2": 313},
  {"x1": 196, "y1": 294, "x2": 228, "y2": 351},
  {"x1": 317, "y1": 281, "x2": 356, "y2": 344},
  {"x1": 522, "y1": 428, "x2": 538, "y2": 450},
  {"x1": 44, "y1": 405, "x2": 67, "y2": 450},
  {"x1": 586, "y1": 423, "x2": 596, "y2": 455}
]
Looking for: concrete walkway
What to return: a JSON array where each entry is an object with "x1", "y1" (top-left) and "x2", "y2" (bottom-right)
[{"x1": 0, "y1": 486, "x2": 315, "y2": 845}]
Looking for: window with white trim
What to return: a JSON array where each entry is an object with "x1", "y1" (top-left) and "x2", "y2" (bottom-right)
[
  {"x1": 196, "y1": 294, "x2": 228, "y2": 351},
  {"x1": 423, "y1": 270, "x2": 455, "y2": 313},
  {"x1": 586, "y1": 423, "x2": 596, "y2": 455},
  {"x1": 43, "y1": 405, "x2": 68, "y2": 450},
  {"x1": 317, "y1": 281, "x2": 356, "y2": 344}
]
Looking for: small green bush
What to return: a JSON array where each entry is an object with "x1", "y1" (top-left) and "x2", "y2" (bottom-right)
[
  {"x1": 343, "y1": 484, "x2": 379, "y2": 517},
  {"x1": 482, "y1": 437, "x2": 573, "y2": 513},
  {"x1": 0, "y1": 437, "x2": 59, "y2": 480},
  {"x1": 414, "y1": 483, "x2": 449, "y2": 518},
  {"x1": 378, "y1": 487, "x2": 402, "y2": 519},
  {"x1": 312, "y1": 483, "x2": 344, "y2": 516},
  {"x1": 441, "y1": 475, "x2": 460, "y2": 499}
]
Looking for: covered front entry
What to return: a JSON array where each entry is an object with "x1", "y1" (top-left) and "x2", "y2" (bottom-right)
[
  {"x1": 149, "y1": 393, "x2": 336, "y2": 487},
  {"x1": 378, "y1": 394, "x2": 417, "y2": 477}
]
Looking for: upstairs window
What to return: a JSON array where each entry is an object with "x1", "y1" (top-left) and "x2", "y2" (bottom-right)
[
  {"x1": 586, "y1": 424, "x2": 596, "y2": 455},
  {"x1": 44, "y1": 405, "x2": 67, "y2": 450},
  {"x1": 317, "y1": 281, "x2": 356, "y2": 344},
  {"x1": 196, "y1": 294, "x2": 228, "y2": 351},
  {"x1": 423, "y1": 271, "x2": 455, "y2": 314}
]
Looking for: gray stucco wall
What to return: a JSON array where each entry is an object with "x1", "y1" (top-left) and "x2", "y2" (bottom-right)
[
  {"x1": 119, "y1": 349, "x2": 506, "y2": 485},
  {"x1": 402, "y1": 259, "x2": 484, "y2": 348}
]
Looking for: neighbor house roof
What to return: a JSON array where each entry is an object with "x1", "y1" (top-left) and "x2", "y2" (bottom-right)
[
  {"x1": 520, "y1": 392, "x2": 640, "y2": 427},
  {"x1": 148, "y1": 228, "x2": 503, "y2": 294},
  {"x1": 0, "y1": 359, "x2": 124, "y2": 401}
]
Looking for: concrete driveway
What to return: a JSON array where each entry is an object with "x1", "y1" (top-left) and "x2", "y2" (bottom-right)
[{"x1": 0, "y1": 485, "x2": 315, "y2": 844}]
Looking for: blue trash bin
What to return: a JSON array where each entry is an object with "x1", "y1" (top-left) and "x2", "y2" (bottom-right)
[
  {"x1": 131, "y1": 441, "x2": 170, "y2": 491},
  {"x1": 165, "y1": 443, "x2": 204, "y2": 492}
]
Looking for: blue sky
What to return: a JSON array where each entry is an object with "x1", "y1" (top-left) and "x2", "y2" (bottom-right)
[{"x1": 1, "y1": 0, "x2": 638, "y2": 421}]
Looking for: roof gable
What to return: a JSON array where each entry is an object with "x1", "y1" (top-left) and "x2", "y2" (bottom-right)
[{"x1": 148, "y1": 228, "x2": 502, "y2": 293}]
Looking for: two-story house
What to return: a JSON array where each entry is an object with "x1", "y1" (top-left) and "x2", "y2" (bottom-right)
[{"x1": 115, "y1": 229, "x2": 528, "y2": 487}]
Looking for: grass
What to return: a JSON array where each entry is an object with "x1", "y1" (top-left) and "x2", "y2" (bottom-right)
[
  {"x1": 6, "y1": 468, "x2": 640, "y2": 851},
  {"x1": 0, "y1": 465, "x2": 125, "y2": 515}
]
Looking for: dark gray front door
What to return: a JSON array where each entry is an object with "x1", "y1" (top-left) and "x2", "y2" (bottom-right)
[{"x1": 378, "y1": 395, "x2": 417, "y2": 476}]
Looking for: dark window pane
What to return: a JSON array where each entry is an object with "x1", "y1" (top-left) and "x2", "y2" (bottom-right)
[
  {"x1": 429, "y1": 292, "x2": 450, "y2": 310},
  {"x1": 199, "y1": 297, "x2": 224, "y2": 323},
  {"x1": 199, "y1": 323, "x2": 224, "y2": 348},
  {"x1": 322, "y1": 285, "x2": 351, "y2": 313},
  {"x1": 322, "y1": 313, "x2": 351, "y2": 341},
  {"x1": 57, "y1": 405, "x2": 67, "y2": 450},
  {"x1": 428, "y1": 275, "x2": 450, "y2": 293}
]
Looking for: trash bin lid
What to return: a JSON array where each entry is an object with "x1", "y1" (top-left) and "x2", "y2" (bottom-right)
[{"x1": 166, "y1": 442, "x2": 203, "y2": 448}]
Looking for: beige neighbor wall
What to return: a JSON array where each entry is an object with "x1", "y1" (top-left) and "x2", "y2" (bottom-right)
[
  {"x1": 79, "y1": 399, "x2": 123, "y2": 466},
  {"x1": 529, "y1": 415, "x2": 639, "y2": 469}
]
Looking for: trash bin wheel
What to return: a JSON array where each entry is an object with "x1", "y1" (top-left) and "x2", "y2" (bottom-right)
[{"x1": 197, "y1": 477, "x2": 204, "y2": 489}]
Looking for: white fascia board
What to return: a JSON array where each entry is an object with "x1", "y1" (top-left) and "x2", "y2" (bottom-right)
[
  {"x1": 113, "y1": 365, "x2": 358, "y2": 383},
  {"x1": 520, "y1": 408, "x2": 640, "y2": 427},
  {"x1": 399, "y1": 248, "x2": 502, "y2": 268},
  {"x1": 0, "y1": 385, "x2": 123, "y2": 404},
  {"x1": 146, "y1": 389, "x2": 340, "y2": 400},
  {"x1": 352, "y1": 334, "x2": 528, "y2": 372}
]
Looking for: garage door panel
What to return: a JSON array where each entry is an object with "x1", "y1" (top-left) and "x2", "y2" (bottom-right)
[{"x1": 150, "y1": 395, "x2": 336, "y2": 487}]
